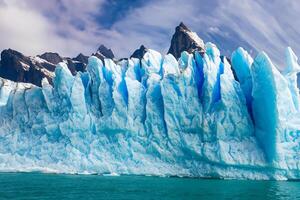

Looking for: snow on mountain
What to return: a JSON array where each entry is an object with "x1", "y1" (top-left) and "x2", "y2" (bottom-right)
[
  {"x1": 168, "y1": 22, "x2": 205, "y2": 59},
  {"x1": 0, "y1": 45, "x2": 110, "y2": 86}
]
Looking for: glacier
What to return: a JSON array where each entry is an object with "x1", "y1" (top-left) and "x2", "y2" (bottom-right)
[{"x1": 0, "y1": 43, "x2": 299, "y2": 180}]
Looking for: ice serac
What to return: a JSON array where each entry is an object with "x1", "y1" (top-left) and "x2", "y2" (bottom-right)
[
  {"x1": 252, "y1": 51, "x2": 300, "y2": 169},
  {"x1": 297, "y1": 73, "x2": 300, "y2": 89},
  {"x1": 0, "y1": 42, "x2": 300, "y2": 180},
  {"x1": 201, "y1": 42, "x2": 221, "y2": 112},
  {"x1": 231, "y1": 47, "x2": 253, "y2": 112},
  {"x1": 283, "y1": 47, "x2": 300, "y2": 111}
]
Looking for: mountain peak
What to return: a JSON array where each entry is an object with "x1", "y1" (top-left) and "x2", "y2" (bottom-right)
[
  {"x1": 39, "y1": 52, "x2": 63, "y2": 65},
  {"x1": 74, "y1": 53, "x2": 88, "y2": 64},
  {"x1": 97, "y1": 44, "x2": 114, "y2": 59},
  {"x1": 130, "y1": 45, "x2": 148, "y2": 59},
  {"x1": 168, "y1": 22, "x2": 205, "y2": 58},
  {"x1": 178, "y1": 22, "x2": 190, "y2": 31}
]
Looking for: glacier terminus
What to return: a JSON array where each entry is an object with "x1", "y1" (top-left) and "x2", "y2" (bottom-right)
[{"x1": 0, "y1": 25, "x2": 299, "y2": 180}]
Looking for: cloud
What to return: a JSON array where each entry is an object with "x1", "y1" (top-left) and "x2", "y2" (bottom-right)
[
  {"x1": 215, "y1": 0, "x2": 288, "y2": 66},
  {"x1": 0, "y1": 0, "x2": 106, "y2": 56},
  {"x1": 0, "y1": 0, "x2": 299, "y2": 68},
  {"x1": 0, "y1": 0, "x2": 62, "y2": 55}
]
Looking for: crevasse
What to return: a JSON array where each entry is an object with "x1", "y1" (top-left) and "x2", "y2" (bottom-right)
[{"x1": 0, "y1": 43, "x2": 299, "y2": 180}]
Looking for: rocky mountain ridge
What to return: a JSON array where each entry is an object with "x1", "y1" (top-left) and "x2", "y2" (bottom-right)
[{"x1": 0, "y1": 22, "x2": 299, "y2": 88}]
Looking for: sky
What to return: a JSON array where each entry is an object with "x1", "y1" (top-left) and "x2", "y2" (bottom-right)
[{"x1": 0, "y1": 0, "x2": 299, "y2": 67}]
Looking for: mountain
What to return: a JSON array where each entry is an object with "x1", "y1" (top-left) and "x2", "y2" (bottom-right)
[
  {"x1": 0, "y1": 49, "x2": 55, "y2": 86},
  {"x1": 71, "y1": 53, "x2": 89, "y2": 72},
  {"x1": 0, "y1": 24, "x2": 298, "y2": 90},
  {"x1": 130, "y1": 45, "x2": 148, "y2": 59},
  {"x1": 92, "y1": 44, "x2": 115, "y2": 61},
  {"x1": 97, "y1": 44, "x2": 114, "y2": 59},
  {"x1": 39, "y1": 52, "x2": 63, "y2": 65},
  {"x1": 38, "y1": 52, "x2": 89, "y2": 74},
  {"x1": 0, "y1": 45, "x2": 112, "y2": 86},
  {"x1": 73, "y1": 53, "x2": 89, "y2": 64},
  {"x1": 168, "y1": 22, "x2": 205, "y2": 58},
  {"x1": 0, "y1": 23, "x2": 299, "y2": 180}
]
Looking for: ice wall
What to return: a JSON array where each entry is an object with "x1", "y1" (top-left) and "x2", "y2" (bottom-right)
[{"x1": 0, "y1": 44, "x2": 299, "y2": 180}]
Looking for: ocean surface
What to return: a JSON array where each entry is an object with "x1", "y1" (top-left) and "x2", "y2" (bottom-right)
[{"x1": 0, "y1": 173, "x2": 300, "y2": 200}]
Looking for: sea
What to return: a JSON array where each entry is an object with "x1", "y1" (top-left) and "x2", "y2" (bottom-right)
[{"x1": 0, "y1": 172, "x2": 299, "y2": 199}]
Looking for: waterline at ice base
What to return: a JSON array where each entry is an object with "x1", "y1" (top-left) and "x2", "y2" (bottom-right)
[{"x1": 0, "y1": 41, "x2": 299, "y2": 180}]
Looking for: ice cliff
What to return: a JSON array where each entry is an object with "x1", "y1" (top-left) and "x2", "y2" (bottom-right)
[{"x1": 0, "y1": 42, "x2": 299, "y2": 180}]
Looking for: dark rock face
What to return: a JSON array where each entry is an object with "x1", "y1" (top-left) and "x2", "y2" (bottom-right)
[
  {"x1": 0, "y1": 49, "x2": 91, "y2": 86},
  {"x1": 131, "y1": 45, "x2": 148, "y2": 59},
  {"x1": 39, "y1": 52, "x2": 63, "y2": 65},
  {"x1": 39, "y1": 52, "x2": 89, "y2": 73},
  {"x1": 91, "y1": 44, "x2": 115, "y2": 63},
  {"x1": 74, "y1": 53, "x2": 88, "y2": 64},
  {"x1": 0, "y1": 49, "x2": 54, "y2": 86},
  {"x1": 65, "y1": 59, "x2": 77, "y2": 75},
  {"x1": 66, "y1": 59, "x2": 86, "y2": 74},
  {"x1": 96, "y1": 44, "x2": 114, "y2": 59},
  {"x1": 71, "y1": 53, "x2": 89, "y2": 72},
  {"x1": 92, "y1": 52, "x2": 106, "y2": 62},
  {"x1": 98, "y1": 45, "x2": 114, "y2": 59},
  {"x1": 168, "y1": 22, "x2": 205, "y2": 59}
]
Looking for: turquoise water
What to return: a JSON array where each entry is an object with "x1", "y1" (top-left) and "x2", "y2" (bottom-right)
[{"x1": 0, "y1": 173, "x2": 300, "y2": 199}]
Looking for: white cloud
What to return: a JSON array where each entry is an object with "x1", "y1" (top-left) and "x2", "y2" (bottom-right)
[
  {"x1": 0, "y1": 0, "x2": 106, "y2": 57},
  {"x1": 0, "y1": 0, "x2": 299, "y2": 67},
  {"x1": 215, "y1": 0, "x2": 288, "y2": 66},
  {"x1": 0, "y1": 0, "x2": 60, "y2": 55}
]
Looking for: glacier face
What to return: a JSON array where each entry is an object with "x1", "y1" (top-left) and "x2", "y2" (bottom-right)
[{"x1": 0, "y1": 43, "x2": 299, "y2": 180}]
